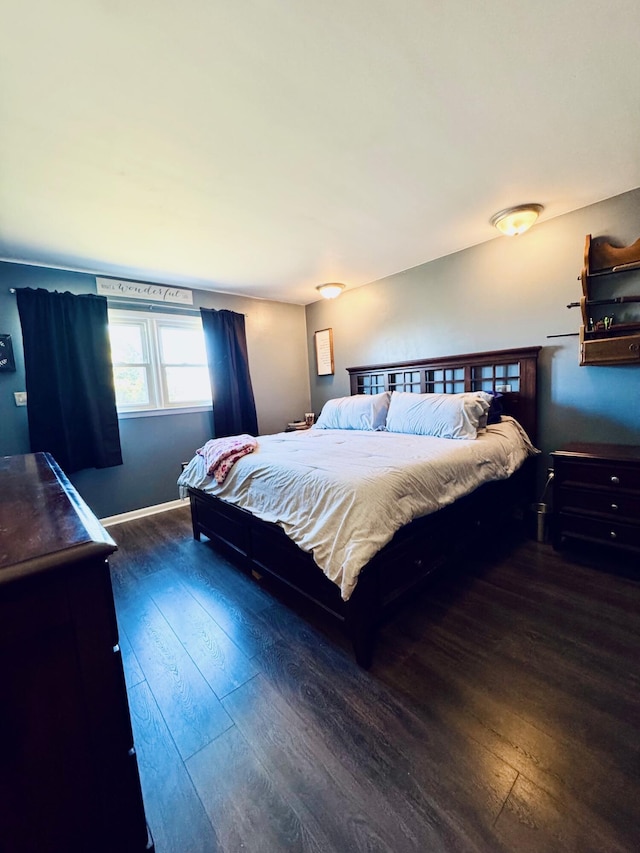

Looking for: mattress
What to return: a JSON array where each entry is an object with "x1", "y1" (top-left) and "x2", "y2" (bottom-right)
[{"x1": 178, "y1": 417, "x2": 538, "y2": 600}]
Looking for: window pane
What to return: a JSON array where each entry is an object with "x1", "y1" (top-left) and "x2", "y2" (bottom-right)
[
  {"x1": 165, "y1": 366, "x2": 210, "y2": 403},
  {"x1": 159, "y1": 325, "x2": 207, "y2": 365},
  {"x1": 110, "y1": 324, "x2": 146, "y2": 364},
  {"x1": 114, "y1": 366, "x2": 150, "y2": 407}
]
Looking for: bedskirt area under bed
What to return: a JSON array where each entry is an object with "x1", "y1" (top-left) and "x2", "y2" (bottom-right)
[{"x1": 185, "y1": 459, "x2": 534, "y2": 667}]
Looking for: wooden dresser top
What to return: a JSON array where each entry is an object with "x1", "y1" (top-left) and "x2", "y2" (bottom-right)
[{"x1": 0, "y1": 453, "x2": 116, "y2": 584}]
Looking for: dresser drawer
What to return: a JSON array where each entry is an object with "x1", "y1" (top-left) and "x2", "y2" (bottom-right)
[
  {"x1": 558, "y1": 486, "x2": 640, "y2": 522},
  {"x1": 580, "y1": 332, "x2": 640, "y2": 365},
  {"x1": 555, "y1": 459, "x2": 640, "y2": 493},
  {"x1": 558, "y1": 512, "x2": 640, "y2": 550}
]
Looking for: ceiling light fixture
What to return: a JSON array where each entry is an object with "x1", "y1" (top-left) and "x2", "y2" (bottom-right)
[
  {"x1": 316, "y1": 282, "x2": 346, "y2": 299},
  {"x1": 490, "y1": 203, "x2": 544, "y2": 236}
]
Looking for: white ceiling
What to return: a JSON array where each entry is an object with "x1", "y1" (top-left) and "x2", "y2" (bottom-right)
[{"x1": 2, "y1": 1, "x2": 640, "y2": 305}]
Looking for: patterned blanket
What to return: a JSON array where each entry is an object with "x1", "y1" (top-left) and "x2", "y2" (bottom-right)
[{"x1": 196, "y1": 434, "x2": 258, "y2": 484}]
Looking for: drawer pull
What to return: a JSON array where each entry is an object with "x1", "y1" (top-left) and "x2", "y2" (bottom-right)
[
  {"x1": 630, "y1": 343, "x2": 640, "y2": 352},
  {"x1": 610, "y1": 475, "x2": 620, "y2": 485},
  {"x1": 610, "y1": 504, "x2": 618, "y2": 511},
  {"x1": 610, "y1": 530, "x2": 617, "y2": 540}
]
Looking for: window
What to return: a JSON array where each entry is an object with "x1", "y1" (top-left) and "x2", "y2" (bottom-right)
[{"x1": 108, "y1": 310, "x2": 211, "y2": 413}]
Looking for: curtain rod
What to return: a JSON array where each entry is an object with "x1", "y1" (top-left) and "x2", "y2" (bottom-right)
[
  {"x1": 105, "y1": 297, "x2": 201, "y2": 315},
  {"x1": 105, "y1": 298, "x2": 247, "y2": 316}
]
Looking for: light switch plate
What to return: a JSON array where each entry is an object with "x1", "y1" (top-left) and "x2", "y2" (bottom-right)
[{"x1": 14, "y1": 391, "x2": 27, "y2": 406}]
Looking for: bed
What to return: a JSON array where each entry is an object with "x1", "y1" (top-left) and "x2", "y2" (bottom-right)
[{"x1": 180, "y1": 346, "x2": 541, "y2": 667}]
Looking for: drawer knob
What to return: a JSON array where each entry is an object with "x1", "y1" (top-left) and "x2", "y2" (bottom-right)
[
  {"x1": 610, "y1": 475, "x2": 620, "y2": 485},
  {"x1": 610, "y1": 530, "x2": 617, "y2": 540},
  {"x1": 630, "y1": 344, "x2": 640, "y2": 352},
  {"x1": 611, "y1": 503, "x2": 618, "y2": 511}
]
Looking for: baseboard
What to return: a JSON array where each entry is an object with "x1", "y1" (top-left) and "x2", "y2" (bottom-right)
[{"x1": 101, "y1": 498, "x2": 187, "y2": 528}]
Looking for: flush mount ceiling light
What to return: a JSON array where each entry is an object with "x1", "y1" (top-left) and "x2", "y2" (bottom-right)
[
  {"x1": 316, "y1": 282, "x2": 346, "y2": 299},
  {"x1": 490, "y1": 204, "x2": 544, "y2": 236}
]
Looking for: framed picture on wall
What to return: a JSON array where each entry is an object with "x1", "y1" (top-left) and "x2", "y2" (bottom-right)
[
  {"x1": 0, "y1": 334, "x2": 16, "y2": 371},
  {"x1": 314, "y1": 328, "x2": 334, "y2": 376}
]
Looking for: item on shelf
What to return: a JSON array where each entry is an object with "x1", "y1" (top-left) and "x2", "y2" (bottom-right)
[{"x1": 589, "y1": 316, "x2": 614, "y2": 332}]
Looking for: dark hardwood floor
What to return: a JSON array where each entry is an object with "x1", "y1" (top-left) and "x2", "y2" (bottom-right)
[{"x1": 108, "y1": 506, "x2": 640, "y2": 853}]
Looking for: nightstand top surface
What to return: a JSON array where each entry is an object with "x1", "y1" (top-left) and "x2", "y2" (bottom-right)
[{"x1": 552, "y1": 442, "x2": 640, "y2": 463}]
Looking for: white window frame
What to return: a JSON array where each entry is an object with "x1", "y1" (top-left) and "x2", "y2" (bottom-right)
[{"x1": 108, "y1": 309, "x2": 211, "y2": 416}]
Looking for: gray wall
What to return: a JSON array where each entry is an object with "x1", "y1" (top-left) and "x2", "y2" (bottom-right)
[
  {"x1": 0, "y1": 262, "x2": 311, "y2": 517},
  {"x1": 305, "y1": 188, "x2": 640, "y2": 480},
  {"x1": 3, "y1": 187, "x2": 638, "y2": 517}
]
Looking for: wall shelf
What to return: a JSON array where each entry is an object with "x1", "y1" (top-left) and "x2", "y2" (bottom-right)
[{"x1": 577, "y1": 235, "x2": 640, "y2": 366}]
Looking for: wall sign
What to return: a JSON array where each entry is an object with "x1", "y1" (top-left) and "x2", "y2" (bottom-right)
[
  {"x1": 0, "y1": 334, "x2": 16, "y2": 371},
  {"x1": 314, "y1": 328, "x2": 334, "y2": 375},
  {"x1": 96, "y1": 277, "x2": 194, "y2": 305}
]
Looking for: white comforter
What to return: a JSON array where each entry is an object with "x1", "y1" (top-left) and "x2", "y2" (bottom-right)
[{"x1": 178, "y1": 417, "x2": 538, "y2": 601}]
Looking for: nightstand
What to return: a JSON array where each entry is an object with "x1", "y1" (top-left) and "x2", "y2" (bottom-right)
[{"x1": 551, "y1": 443, "x2": 640, "y2": 552}]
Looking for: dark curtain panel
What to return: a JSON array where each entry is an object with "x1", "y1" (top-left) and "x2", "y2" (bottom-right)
[
  {"x1": 16, "y1": 287, "x2": 123, "y2": 473},
  {"x1": 200, "y1": 308, "x2": 258, "y2": 437}
]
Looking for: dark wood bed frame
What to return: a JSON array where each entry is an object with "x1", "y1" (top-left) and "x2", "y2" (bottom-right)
[{"x1": 187, "y1": 345, "x2": 541, "y2": 667}]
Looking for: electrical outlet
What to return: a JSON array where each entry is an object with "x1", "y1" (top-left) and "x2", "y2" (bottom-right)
[{"x1": 14, "y1": 391, "x2": 27, "y2": 406}]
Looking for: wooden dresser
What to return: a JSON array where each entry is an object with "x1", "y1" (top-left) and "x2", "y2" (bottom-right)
[
  {"x1": 0, "y1": 453, "x2": 153, "y2": 853},
  {"x1": 551, "y1": 443, "x2": 640, "y2": 553}
]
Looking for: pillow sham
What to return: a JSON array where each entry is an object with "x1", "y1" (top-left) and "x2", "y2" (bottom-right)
[
  {"x1": 477, "y1": 392, "x2": 504, "y2": 430},
  {"x1": 314, "y1": 391, "x2": 391, "y2": 431},
  {"x1": 487, "y1": 391, "x2": 504, "y2": 425},
  {"x1": 385, "y1": 391, "x2": 491, "y2": 440}
]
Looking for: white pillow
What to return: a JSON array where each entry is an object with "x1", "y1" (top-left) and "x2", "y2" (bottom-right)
[
  {"x1": 314, "y1": 392, "x2": 391, "y2": 431},
  {"x1": 385, "y1": 391, "x2": 491, "y2": 439}
]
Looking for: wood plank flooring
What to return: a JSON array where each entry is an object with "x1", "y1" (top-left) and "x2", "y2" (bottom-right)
[{"x1": 107, "y1": 506, "x2": 640, "y2": 853}]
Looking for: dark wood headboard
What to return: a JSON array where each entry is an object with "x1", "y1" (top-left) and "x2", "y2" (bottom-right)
[{"x1": 347, "y1": 346, "x2": 541, "y2": 442}]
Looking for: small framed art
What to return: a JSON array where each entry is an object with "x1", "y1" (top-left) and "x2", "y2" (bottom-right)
[
  {"x1": 314, "y1": 328, "x2": 334, "y2": 376},
  {"x1": 0, "y1": 334, "x2": 16, "y2": 371}
]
